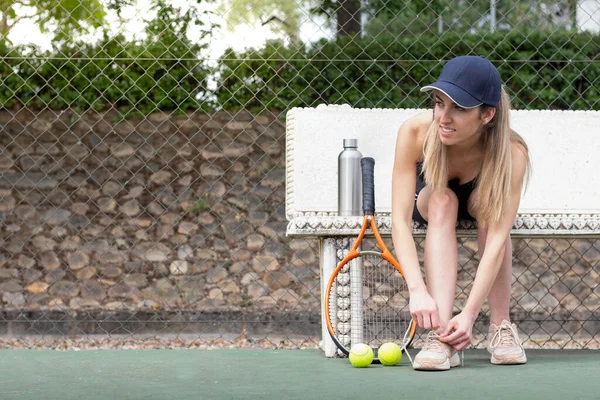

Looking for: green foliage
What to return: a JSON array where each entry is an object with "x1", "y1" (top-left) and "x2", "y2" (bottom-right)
[
  {"x1": 364, "y1": 0, "x2": 573, "y2": 37},
  {"x1": 0, "y1": 34, "x2": 212, "y2": 116},
  {"x1": 215, "y1": 40, "x2": 316, "y2": 112},
  {"x1": 218, "y1": 0, "x2": 303, "y2": 42},
  {"x1": 0, "y1": 0, "x2": 106, "y2": 41},
  {"x1": 215, "y1": 30, "x2": 600, "y2": 112},
  {"x1": 0, "y1": 1, "x2": 215, "y2": 117},
  {"x1": 2, "y1": 28, "x2": 599, "y2": 116},
  {"x1": 191, "y1": 198, "x2": 210, "y2": 214}
]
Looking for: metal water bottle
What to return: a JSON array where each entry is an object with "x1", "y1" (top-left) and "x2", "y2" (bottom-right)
[{"x1": 338, "y1": 138, "x2": 362, "y2": 216}]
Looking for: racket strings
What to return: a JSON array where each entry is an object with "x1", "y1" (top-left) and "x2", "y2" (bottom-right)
[
  {"x1": 327, "y1": 253, "x2": 414, "y2": 360},
  {"x1": 361, "y1": 254, "x2": 411, "y2": 351}
]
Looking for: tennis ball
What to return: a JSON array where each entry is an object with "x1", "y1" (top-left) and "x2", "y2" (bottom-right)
[
  {"x1": 378, "y1": 342, "x2": 402, "y2": 366},
  {"x1": 348, "y1": 343, "x2": 374, "y2": 368}
]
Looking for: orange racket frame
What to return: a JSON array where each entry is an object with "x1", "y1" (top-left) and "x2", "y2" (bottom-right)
[{"x1": 324, "y1": 214, "x2": 417, "y2": 361}]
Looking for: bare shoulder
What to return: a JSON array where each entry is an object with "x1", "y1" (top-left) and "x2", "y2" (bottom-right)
[
  {"x1": 510, "y1": 140, "x2": 528, "y2": 166},
  {"x1": 397, "y1": 110, "x2": 432, "y2": 150},
  {"x1": 400, "y1": 110, "x2": 433, "y2": 132},
  {"x1": 510, "y1": 139, "x2": 529, "y2": 184}
]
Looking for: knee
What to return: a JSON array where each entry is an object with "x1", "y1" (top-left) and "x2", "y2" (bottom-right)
[{"x1": 427, "y1": 189, "x2": 459, "y2": 225}]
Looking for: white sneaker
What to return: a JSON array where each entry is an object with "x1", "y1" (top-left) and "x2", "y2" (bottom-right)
[
  {"x1": 488, "y1": 320, "x2": 527, "y2": 365},
  {"x1": 413, "y1": 331, "x2": 460, "y2": 371}
]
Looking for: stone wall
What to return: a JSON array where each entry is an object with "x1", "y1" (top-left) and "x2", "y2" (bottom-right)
[{"x1": 0, "y1": 109, "x2": 320, "y2": 336}]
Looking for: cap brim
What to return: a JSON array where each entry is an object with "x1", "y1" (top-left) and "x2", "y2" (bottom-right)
[{"x1": 420, "y1": 81, "x2": 483, "y2": 109}]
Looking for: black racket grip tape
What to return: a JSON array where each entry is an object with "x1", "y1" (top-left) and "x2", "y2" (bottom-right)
[{"x1": 361, "y1": 157, "x2": 375, "y2": 215}]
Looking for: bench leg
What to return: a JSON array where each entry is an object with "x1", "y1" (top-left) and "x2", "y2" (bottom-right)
[{"x1": 320, "y1": 238, "x2": 338, "y2": 357}]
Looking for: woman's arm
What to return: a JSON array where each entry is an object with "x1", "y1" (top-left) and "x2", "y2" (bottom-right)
[
  {"x1": 391, "y1": 112, "x2": 440, "y2": 330},
  {"x1": 463, "y1": 143, "x2": 528, "y2": 318},
  {"x1": 391, "y1": 115, "x2": 426, "y2": 292}
]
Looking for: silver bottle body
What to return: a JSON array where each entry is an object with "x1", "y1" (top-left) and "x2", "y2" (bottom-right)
[{"x1": 338, "y1": 139, "x2": 362, "y2": 216}]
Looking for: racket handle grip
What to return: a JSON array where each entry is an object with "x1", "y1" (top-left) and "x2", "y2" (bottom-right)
[{"x1": 361, "y1": 157, "x2": 375, "y2": 215}]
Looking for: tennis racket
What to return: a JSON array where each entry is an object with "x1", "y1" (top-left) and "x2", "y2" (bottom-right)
[{"x1": 325, "y1": 157, "x2": 416, "y2": 363}]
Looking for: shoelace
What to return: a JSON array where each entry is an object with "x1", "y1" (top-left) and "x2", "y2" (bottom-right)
[
  {"x1": 423, "y1": 331, "x2": 444, "y2": 351},
  {"x1": 489, "y1": 322, "x2": 520, "y2": 349},
  {"x1": 402, "y1": 326, "x2": 464, "y2": 367}
]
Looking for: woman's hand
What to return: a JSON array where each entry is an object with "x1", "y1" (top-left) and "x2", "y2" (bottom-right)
[
  {"x1": 439, "y1": 311, "x2": 476, "y2": 350},
  {"x1": 409, "y1": 289, "x2": 440, "y2": 331}
]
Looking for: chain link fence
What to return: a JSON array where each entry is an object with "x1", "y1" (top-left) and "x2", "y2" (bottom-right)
[{"x1": 0, "y1": 0, "x2": 598, "y2": 350}]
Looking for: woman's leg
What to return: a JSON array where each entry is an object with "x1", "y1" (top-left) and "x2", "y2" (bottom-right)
[
  {"x1": 416, "y1": 187, "x2": 459, "y2": 331},
  {"x1": 478, "y1": 228, "x2": 527, "y2": 364},
  {"x1": 477, "y1": 227, "x2": 512, "y2": 325}
]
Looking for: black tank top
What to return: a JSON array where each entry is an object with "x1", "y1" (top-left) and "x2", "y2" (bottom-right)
[{"x1": 415, "y1": 161, "x2": 477, "y2": 221}]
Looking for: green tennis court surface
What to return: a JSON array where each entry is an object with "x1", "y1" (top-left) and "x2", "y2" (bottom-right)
[{"x1": 0, "y1": 349, "x2": 597, "y2": 399}]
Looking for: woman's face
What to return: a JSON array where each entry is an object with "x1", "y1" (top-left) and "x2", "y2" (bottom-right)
[{"x1": 432, "y1": 91, "x2": 495, "y2": 147}]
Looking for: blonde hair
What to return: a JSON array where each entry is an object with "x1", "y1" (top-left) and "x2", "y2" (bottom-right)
[{"x1": 422, "y1": 87, "x2": 531, "y2": 226}]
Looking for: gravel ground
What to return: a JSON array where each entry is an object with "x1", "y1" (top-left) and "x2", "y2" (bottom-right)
[
  {"x1": 0, "y1": 335, "x2": 321, "y2": 350},
  {"x1": 0, "y1": 335, "x2": 597, "y2": 350}
]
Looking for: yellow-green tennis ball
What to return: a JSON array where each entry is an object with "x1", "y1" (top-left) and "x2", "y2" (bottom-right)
[
  {"x1": 378, "y1": 343, "x2": 402, "y2": 366},
  {"x1": 349, "y1": 343, "x2": 374, "y2": 368}
]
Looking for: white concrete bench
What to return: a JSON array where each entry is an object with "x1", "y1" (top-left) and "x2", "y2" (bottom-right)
[{"x1": 285, "y1": 104, "x2": 600, "y2": 356}]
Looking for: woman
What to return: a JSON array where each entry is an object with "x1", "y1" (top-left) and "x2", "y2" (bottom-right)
[{"x1": 391, "y1": 55, "x2": 531, "y2": 371}]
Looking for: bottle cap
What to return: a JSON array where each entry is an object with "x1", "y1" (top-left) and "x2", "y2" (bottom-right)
[{"x1": 343, "y1": 138, "x2": 358, "y2": 148}]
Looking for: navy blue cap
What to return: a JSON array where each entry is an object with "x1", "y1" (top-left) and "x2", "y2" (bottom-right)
[{"x1": 421, "y1": 56, "x2": 502, "y2": 108}]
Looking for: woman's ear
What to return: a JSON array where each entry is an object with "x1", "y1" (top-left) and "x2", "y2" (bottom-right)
[{"x1": 481, "y1": 107, "x2": 496, "y2": 124}]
